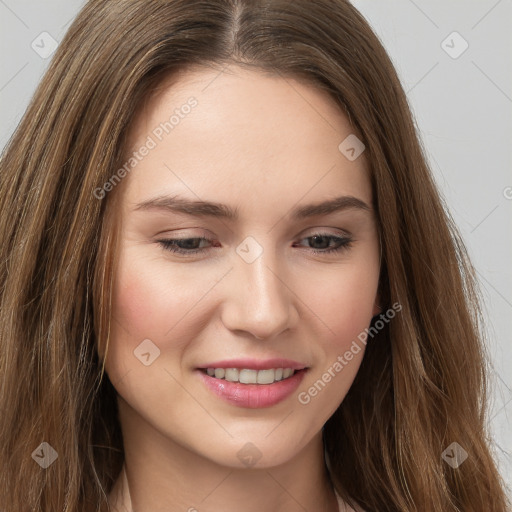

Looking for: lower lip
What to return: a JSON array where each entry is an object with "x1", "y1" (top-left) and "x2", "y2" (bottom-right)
[{"x1": 196, "y1": 369, "x2": 308, "y2": 409}]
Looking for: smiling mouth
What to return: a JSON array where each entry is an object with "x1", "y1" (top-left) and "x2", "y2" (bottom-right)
[{"x1": 200, "y1": 367, "x2": 305, "y2": 385}]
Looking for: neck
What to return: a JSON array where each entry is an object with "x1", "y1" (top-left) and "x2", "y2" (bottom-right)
[{"x1": 108, "y1": 398, "x2": 340, "y2": 512}]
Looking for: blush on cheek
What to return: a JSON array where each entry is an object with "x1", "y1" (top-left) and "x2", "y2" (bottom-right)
[
  {"x1": 112, "y1": 258, "x2": 195, "y2": 348},
  {"x1": 307, "y1": 275, "x2": 377, "y2": 348},
  {"x1": 113, "y1": 275, "x2": 156, "y2": 336}
]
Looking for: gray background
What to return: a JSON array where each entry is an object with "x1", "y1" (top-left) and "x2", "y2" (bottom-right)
[{"x1": 1, "y1": 0, "x2": 511, "y2": 497}]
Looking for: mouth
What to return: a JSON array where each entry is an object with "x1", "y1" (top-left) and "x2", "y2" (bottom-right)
[
  {"x1": 196, "y1": 363, "x2": 309, "y2": 408},
  {"x1": 199, "y1": 366, "x2": 302, "y2": 385}
]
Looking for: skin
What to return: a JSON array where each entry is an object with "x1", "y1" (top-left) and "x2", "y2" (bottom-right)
[{"x1": 104, "y1": 64, "x2": 380, "y2": 512}]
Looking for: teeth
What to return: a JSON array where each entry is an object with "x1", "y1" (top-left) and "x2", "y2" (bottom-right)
[
  {"x1": 224, "y1": 368, "x2": 239, "y2": 382},
  {"x1": 283, "y1": 368, "x2": 293, "y2": 379},
  {"x1": 239, "y1": 369, "x2": 257, "y2": 384},
  {"x1": 205, "y1": 367, "x2": 297, "y2": 384},
  {"x1": 257, "y1": 369, "x2": 275, "y2": 384}
]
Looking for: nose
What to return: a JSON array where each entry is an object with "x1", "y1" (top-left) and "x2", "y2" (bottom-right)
[{"x1": 220, "y1": 246, "x2": 299, "y2": 340}]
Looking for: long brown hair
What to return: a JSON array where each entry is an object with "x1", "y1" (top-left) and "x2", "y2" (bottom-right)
[{"x1": 0, "y1": 1, "x2": 509, "y2": 510}]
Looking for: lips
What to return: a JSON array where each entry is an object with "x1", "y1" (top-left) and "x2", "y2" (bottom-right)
[
  {"x1": 197, "y1": 358, "x2": 308, "y2": 371},
  {"x1": 197, "y1": 369, "x2": 308, "y2": 408},
  {"x1": 196, "y1": 358, "x2": 310, "y2": 408}
]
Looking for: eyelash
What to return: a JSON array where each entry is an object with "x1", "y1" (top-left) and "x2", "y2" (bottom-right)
[{"x1": 156, "y1": 233, "x2": 353, "y2": 256}]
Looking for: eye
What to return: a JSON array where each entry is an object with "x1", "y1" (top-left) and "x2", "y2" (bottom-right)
[
  {"x1": 156, "y1": 233, "x2": 353, "y2": 256},
  {"x1": 293, "y1": 233, "x2": 353, "y2": 254},
  {"x1": 157, "y1": 236, "x2": 214, "y2": 255}
]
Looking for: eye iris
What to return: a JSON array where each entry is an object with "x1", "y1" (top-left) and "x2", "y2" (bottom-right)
[
  {"x1": 178, "y1": 238, "x2": 201, "y2": 249},
  {"x1": 310, "y1": 235, "x2": 330, "y2": 249}
]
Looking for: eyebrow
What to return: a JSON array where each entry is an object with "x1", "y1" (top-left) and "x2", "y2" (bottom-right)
[{"x1": 133, "y1": 194, "x2": 371, "y2": 220}]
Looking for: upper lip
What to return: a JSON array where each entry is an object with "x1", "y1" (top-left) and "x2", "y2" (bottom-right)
[{"x1": 197, "y1": 358, "x2": 309, "y2": 371}]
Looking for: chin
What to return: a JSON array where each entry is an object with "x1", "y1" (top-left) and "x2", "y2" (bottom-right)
[{"x1": 189, "y1": 428, "x2": 316, "y2": 470}]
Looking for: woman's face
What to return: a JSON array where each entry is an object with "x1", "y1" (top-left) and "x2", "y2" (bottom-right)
[{"x1": 104, "y1": 65, "x2": 380, "y2": 469}]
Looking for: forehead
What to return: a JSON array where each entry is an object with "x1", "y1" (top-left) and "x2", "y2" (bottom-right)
[
  {"x1": 120, "y1": 65, "x2": 371, "y2": 213},
  {"x1": 128, "y1": 64, "x2": 358, "y2": 151}
]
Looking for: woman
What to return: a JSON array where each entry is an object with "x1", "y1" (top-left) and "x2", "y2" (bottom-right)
[{"x1": 0, "y1": 1, "x2": 509, "y2": 511}]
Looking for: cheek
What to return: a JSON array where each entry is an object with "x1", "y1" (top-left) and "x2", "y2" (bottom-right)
[
  {"x1": 111, "y1": 248, "x2": 189, "y2": 340},
  {"x1": 108, "y1": 245, "x2": 217, "y2": 375},
  {"x1": 113, "y1": 277, "x2": 154, "y2": 334},
  {"x1": 106, "y1": 257, "x2": 172, "y2": 388},
  {"x1": 293, "y1": 262, "x2": 378, "y2": 422},
  {"x1": 301, "y1": 260, "x2": 379, "y2": 350}
]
